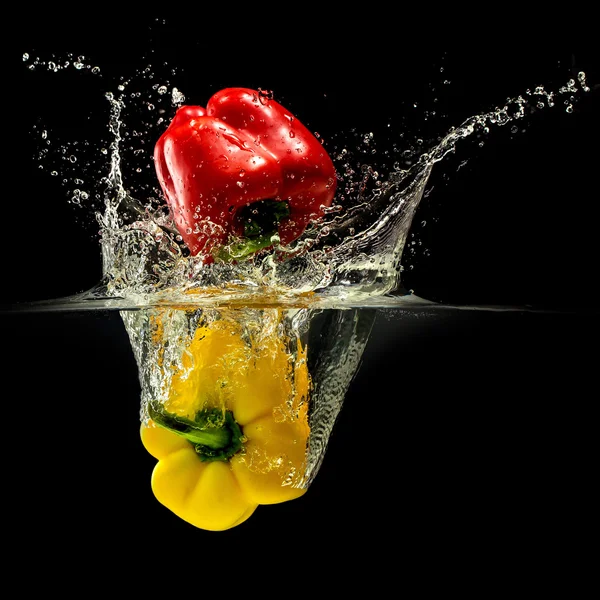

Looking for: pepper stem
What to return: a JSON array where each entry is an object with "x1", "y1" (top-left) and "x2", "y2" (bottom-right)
[
  {"x1": 148, "y1": 403, "x2": 245, "y2": 462},
  {"x1": 214, "y1": 200, "x2": 291, "y2": 262}
]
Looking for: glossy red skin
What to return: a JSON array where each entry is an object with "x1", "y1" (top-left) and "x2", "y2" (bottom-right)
[{"x1": 154, "y1": 88, "x2": 337, "y2": 258}]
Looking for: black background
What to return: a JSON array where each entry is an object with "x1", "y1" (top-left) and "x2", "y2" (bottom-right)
[{"x1": 9, "y1": 13, "x2": 599, "y2": 591}]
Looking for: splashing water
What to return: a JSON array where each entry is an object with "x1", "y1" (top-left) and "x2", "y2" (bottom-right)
[
  {"x1": 73, "y1": 71, "x2": 588, "y2": 311},
  {"x1": 19, "y1": 53, "x2": 593, "y2": 312}
]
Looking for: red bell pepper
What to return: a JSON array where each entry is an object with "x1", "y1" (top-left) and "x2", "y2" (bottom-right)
[{"x1": 154, "y1": 88, "x2": 337, "y2": 260}]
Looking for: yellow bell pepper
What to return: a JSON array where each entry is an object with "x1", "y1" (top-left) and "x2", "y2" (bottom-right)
[{"x1": 140, "y1": 309, "x2": 311, "y2": 531}]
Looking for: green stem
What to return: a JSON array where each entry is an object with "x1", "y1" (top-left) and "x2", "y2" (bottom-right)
[
  {"x1": 148, "y1": 403, "x2": 245, "y2": 462},
  {"x1": 215, "y1": 233, "x2": 280, "y2": 262},
  {"x1": 214, "y1": 199, "x2": 291, "y2": 262}
]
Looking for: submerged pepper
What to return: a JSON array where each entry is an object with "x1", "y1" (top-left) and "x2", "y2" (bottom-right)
[
  {"x1": 141, "y1": 311, "x2": 311, "y2": 531},
  {"x1": 154, "y1": 88, "x2": 337, "y2": 260}
]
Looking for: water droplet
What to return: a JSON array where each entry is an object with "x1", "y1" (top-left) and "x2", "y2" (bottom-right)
[
  {"x1": 92, "y1": 66, "x2": 101, "y2": 75},
  {"x1": 577, "y1": 71, "x2": 591, "y2": 93},
  {"x1": 257, "y1": 88, "x2": 273, "y2": 105},
  {"x1": 41, "y1": 130, "x2": 48, "y2": 140},
  {"x1": 51, "y1": 171, "x2": 58, "y2": 176},
  {"x1": 23, "y1": 53, "x2": 29, "y2": 61},
  {"x1": 236, "y1": 181, "x2": 245, "y2": 188},
  {"x1": 69, "y1": 155, "x2": 77, "y2": 163},
  {"x1": 172, "y1": 87, "x2": 185, "y2": 105},
  {"x1": 289, "y1": 130, "x2": 296, "y2": 138},
  {"x1": 238, "y1": 169, "x2": 246, "y2": 177}
]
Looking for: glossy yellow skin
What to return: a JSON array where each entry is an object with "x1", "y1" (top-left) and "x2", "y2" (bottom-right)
[{"x1": 141, "y1": 311, "x2": 311, "y2": 531}]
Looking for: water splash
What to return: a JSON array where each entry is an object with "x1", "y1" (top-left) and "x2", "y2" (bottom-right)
[
  {"x1": 19, "y1": 55, "x2": 592, "y2": 310},
  {"x1": 85, "y1": 73, "x2": 591, "y2": 309}
]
